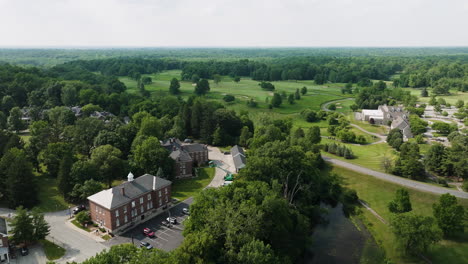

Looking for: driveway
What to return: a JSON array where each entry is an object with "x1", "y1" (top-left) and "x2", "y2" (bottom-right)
[
  {"x1": 9, "y1": 244, "x2": 46, "y2": 264},
  {"x1": 45, "y1": 210, "x2": 108, "y2": 264},
  {"x1": 207, "y1": 146, "x2": 235, "y2": 188},
  {"x1": 105, "y1": 198, "x2": 193, "y2": 251},
  {"x1": 323, "y1": 156, "x2": 468, "y2": 199}
]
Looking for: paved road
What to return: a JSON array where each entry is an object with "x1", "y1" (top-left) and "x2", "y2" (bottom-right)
[
  {"x1": 105, "y1": 198, "x2": 193, "y2": 251},
  {"x1": 323, "y1": 156, "x2": 468, "y2": 199},
  {"x1": 321, "y1": 97, "x2": 354, "y2": 112},
  {"x1": 207, "y1": 146, "x2": 235, "y2": 188},
  {"x1": 45, "y1": 210, "x2": 108, "y2": 264}
]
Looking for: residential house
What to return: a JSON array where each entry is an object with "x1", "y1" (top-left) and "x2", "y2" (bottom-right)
[
  {"x1": 162, "y1": 138, "x2": 209, "y2": 178},
  {"x1": 0, "y1": 217, "x2": 10, "y2": 263},
  {"x1": 231, "y1": 145, "x2": 246, "y2": 172},
  {"x1": 87, "y1": 173, "x2": 172, "y2": 234}
]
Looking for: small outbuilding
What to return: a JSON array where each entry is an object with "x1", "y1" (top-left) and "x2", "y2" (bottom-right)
[{"x1": 231, "y1": 145, "x2": 246, "y2": 172}]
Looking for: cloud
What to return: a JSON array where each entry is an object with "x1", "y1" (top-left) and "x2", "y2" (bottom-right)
[{"x1": 0, "y1": 0, "x2": 467, "y2": 47}]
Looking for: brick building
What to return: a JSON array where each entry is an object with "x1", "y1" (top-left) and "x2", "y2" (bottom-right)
[
  {"x1": 87, "y1": 173, "x2": 172, "y2": 233},
  {"x1": 162, "y1": 138, "x2": 209, "y2": 178}
]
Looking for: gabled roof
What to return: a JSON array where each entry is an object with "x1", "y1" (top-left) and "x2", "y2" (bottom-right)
[
  {"x1": 88, "y1": 174, "x2": 171, "y2": 210},
  {"x1": 170, "y1": 149, "x2": 193, "y2": 162},
  {"x1": 182, "y1": 143, "x2": 207, "y2": 153},
  {"x1": 231, "y1": 145, "x2": 246, "y2": 170}
]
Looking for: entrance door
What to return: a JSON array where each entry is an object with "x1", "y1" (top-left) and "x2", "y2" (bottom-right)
[{"x1": 141, "y1": 215, "x2": 145, "y2": 221}]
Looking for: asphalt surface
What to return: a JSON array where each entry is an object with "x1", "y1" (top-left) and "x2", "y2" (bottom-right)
[
  {"x1": 323, "y1": 156, "x2": 468, "y2": 199},
  {"x1": 105, "y1": 197, "x2": 193, "y2": 251}
]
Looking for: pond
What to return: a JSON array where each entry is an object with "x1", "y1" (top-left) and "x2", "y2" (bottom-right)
[{"x1": 304, "y1": 203, "x2": 383, "y2": 264}]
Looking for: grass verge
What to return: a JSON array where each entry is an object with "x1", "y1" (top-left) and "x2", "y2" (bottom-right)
[
  {"x1": 171, "y1": 168, "x2": 216, "y2": 201},
  {"x1": 71, "y1": 219, "x2": 91, "y2": 232},
  {"x1": 41, "y1": 239, "x2": 66, "y2": 261},
  {"x1": 35, "y1": 174, "x2": 71, "y2": 213},
  {"x1": 332, "y1": 165, "x2": 468, "y2": 264}
]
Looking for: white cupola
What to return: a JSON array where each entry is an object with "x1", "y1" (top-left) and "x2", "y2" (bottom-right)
[{"x1": 127, "y1": 172, "x2": 134, "y2": 182}]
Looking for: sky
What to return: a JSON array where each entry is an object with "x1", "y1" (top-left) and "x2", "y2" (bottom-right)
[{"x1": 1, "y1": 0, "x2": 468, "y2": 47}]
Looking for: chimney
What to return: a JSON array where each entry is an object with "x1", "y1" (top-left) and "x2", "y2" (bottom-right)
[
  {"x1": 120, "y1": 187, "x2": 125, "y2": 196},
  {"x1": 152, "y1": 176, "x2": 157, "y2": 191}
]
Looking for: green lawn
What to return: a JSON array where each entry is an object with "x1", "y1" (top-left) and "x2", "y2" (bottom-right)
[
  {"x1": 322, "y1": 139, "x2": 397, "y2": 172},
  {"x1": 35, "y1": 174, "x2": 71, "y2": 213},
  {"x1": 171, "y1": 168, "x2": 215, "y2": 201},
  {"x1": 405, "y1": 88, "x2": 468, "y2": 105},
  {"x1": 71, "y1": 219, "x2": 91, "y2": 232},
  {"x1": 41, "y1": 239, "x2": 66, "y2": 261},
  {"x1": 332, "y1": 166, "x2": 468, "y2": 264}
]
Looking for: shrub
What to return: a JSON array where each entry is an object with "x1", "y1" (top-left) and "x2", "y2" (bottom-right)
[
  {"x1": 328, "y1": 103, "x2": 337, "y2": 110},
  {"x1": 75, "y1": 211, "x2": 91, "y2": 225},
  {"x1": 223, "y1": 94, "x2": 235, "y2": 102}
]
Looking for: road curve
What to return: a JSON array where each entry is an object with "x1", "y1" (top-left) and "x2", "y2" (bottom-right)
[{"x1": 323, "y1": 156, "x2": 468, "y2": 199}]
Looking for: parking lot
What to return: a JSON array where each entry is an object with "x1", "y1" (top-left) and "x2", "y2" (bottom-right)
[{"x1": 105, "y1": 198, "x2": 192, "y2": 251}]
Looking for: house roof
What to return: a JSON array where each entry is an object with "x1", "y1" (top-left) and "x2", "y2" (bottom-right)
[
  {"x1": 231, "y1": 145, "x2": 246, "y2": 170},
  {"x1": 170, "y1": 149, "x2": 193, "y2": 162},
  {"x1": 182, "y1": 143, "x2": 207, "y2": 153},
  {"x1": 0, "y1": 217, "x2": 7, "y2": 236},
  {"x1": 88, "y1": 174, "x2": 171, "y2": 210}
]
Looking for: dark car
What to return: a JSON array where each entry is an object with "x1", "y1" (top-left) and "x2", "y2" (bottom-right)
[
  {"x1": 139, "y1": 241, "x2": 153, "y2": 250},
  {"x1": 143, "y1": 228, "x2": 155, "y2": 238},
  {"x1": 73, "y1": 205, "x2": 86, "y2": 215},
  {"x1": 20, "y1": 247, "x2": 28, "y2": 256},
  {"x1": 167, "y1": 217, "x2": 177, "y2": 224}
]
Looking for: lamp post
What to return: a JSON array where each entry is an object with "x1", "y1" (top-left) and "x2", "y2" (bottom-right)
[{"x1": 68, "y1": 206, "x2": 71, "y2": 219}]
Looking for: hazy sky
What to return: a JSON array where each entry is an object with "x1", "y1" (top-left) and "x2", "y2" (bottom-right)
[{"x1": 1, "y1": 0, "x2": 468, "y2": 47}]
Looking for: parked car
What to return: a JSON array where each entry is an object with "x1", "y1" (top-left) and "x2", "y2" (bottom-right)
[
  {"x1": 182, "y1": 208, "x2": 190, "y2": 215},
  {"x1": 20, "y1": 247, "x2": 28, "y2": 256},
  {"x1": 142, "y1": 228, "x2": 155, "y2": 238},
  {"x1": 139, "y1": 241, "x2": 153, "y2": 250},
  {"x1": 167, "y1": 217, "x2": 177, "y2": 224},
  {"x1": 73, "y1": 205, "x2": 86, "y2": 215},
  {"x1": 162, "y1": 220, "x2": 172, "y2": 228},
  {"x1": 184, "y1": 138, "x2": 193, "y2": 143},
  {"x1": 223, "y1": 181, "x2": 233, "y2": 186}
]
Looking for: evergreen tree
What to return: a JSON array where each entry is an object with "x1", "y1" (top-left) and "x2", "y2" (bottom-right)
[
  {"x1": 156, "y1": 167, "x2": 165, "y2": 179},
  {"x1": 301, "y1": 86, "x2": 307, "y2": 95},
  {"x1": 271, "y1": 93, "x2": 282, "y2": 108},
  {"x1": 9, "y1": 206, "x2": 34, "y2": 245},
  {"x1": 239, "y1": 126, "x2": 252, "y2": 147},
  {"x1": 31, "y1": 208, "x2": 50, "y2": 241},
  {"x1": 294, "y1": 88, "x2": 301, "y2": 100},
  {"x1": 421, "y1": 87, "x2": 429, "y2": 97},
  {"x1": 388, "y1": 189, "x2": 412, "y2": 213},
  {"x1": 305, "y1": 126, "x2": 321, "y2": 145},
  {"x1": 169, "y1": 78, "x2": 181, "y2": 95},
  {"x1": 0, "y1": 148, "x2": 38, "y2": 208},
  {"x1": 190, "y1": 101, "x2": 203, "y2": 138},
  {"x1": 288, "y1": 94, "x2": 295, "y2": 104}
]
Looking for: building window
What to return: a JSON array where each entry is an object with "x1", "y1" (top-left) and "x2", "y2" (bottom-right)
[
  {"x1": 165, "y1": 196, "x2": 168, "y2": 203},
  {"x1": 140, "y1": 197, "x2": 144, "y2": 204},
  {"x1": 141, "y1": 205, "x2": 144, "y2": 213},
  {"x1": 159, "y1": 199, "x2": 162, "y2": 207},
  {"x1": 95, "y1": 206, "x2": 98, "y2": 213},
  {"x1": 147, "y1": 194, "x2": 151, "y2": 200},
  {"x1": 147, "y1": 202, "x2": 152, "y2": 210},
  {"x1": 165, "y1": 188, "x2": 168, "y2": 194},
  {"x1": 159, "y1": 191, "x2": 162, "y2": 197},
  {"x1": 116, "y1": 219, "x2": 120, "y2": 227},
  {"x1": 124, "y1": 215, "x2": 128, "y2": 223},
  {"x1": 131, "y1": 201, "x2": 135, "y2": 208},
  {"x1": 123, "y1": 206, "x2": 127, "y2": 214},
  {"x1": 115, "y1": 210, "x2": 119, "y2": 217}
]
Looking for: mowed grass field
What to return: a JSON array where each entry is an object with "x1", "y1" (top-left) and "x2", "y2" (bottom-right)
[
  {"x1": 333, "y1": 166, "x2": 468, "y2": 264},
  {"x1": 404, "y1": 87, "x2": 468, "y2": 104},
  {"x1": 120, "y1": 70, "x2": 352, "y2": 117}
]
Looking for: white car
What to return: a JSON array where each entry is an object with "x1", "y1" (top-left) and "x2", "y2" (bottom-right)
[
  {"x1": 223, "y1": 181, "x2": 233, "y2": 186},
  {"x1": 182, "y1": 208, "x2": 190, "y2": 215}
]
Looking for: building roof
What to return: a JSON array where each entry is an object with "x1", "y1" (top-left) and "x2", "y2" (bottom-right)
[
  {"x1": 0, "y1": 217, "x2": 7, "y2": 236},
  {"x1": 170, "y1": 149, "x2": 193, "y2": 162},
  {"x1": 362, "y1": 109, "x2": 383, "y2": 117},
  {"x1": 182, "y1": 143, "x2": 207, "y2": 153},
  {"x1": 88, "y1": 174, "x2": 171, "y2": 210},
  {"x1": 231, "y1": 145, "x2": 246, "y2": 170}
]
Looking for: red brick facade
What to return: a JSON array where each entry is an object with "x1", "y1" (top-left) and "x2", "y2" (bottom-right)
[{"x1": 89, "y1": 185, "x2": 171, "y2": 233}]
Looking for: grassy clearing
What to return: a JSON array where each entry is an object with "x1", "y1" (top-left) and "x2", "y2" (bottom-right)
[
  {"x1": 41, "y1": 239, "x2": 66, "y2": 261},
  {"x1": 322, "y1": 139, "x2": 396, "y2": 172},
  {"x1": 171, "y1": 168, "x2": 215, "y2": 201},
  {"x1": 35, "y1": 175, "x2": 71, "y2": 213},
  {"x1": 333, "y1": 166, "x2": 468, "y2": 264}
]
